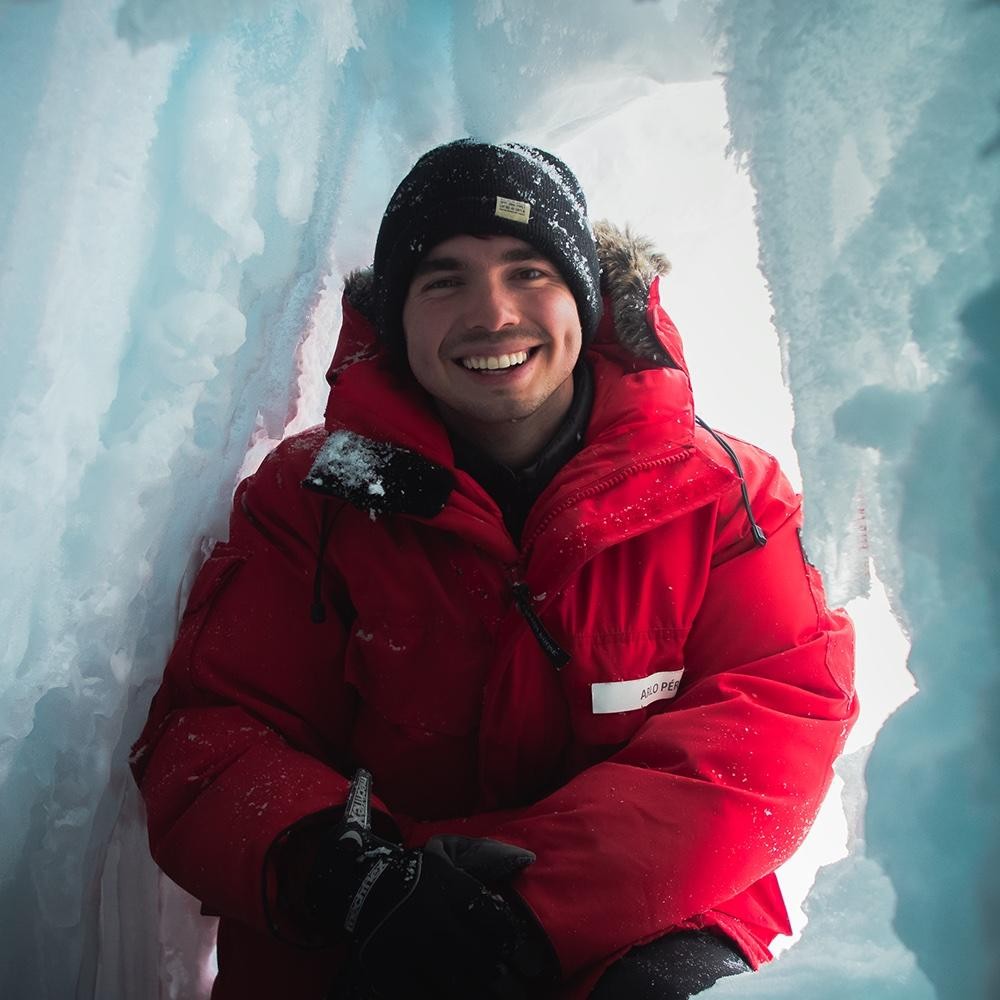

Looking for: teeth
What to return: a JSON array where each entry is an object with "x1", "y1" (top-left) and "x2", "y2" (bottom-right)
[{"x1": 461, "y1": 350, "x2": 529, "y2": 371}]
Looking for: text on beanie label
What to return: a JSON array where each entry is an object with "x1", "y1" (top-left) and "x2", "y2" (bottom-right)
[{"x1": 495, "y1": 196, "x2": 532, "y2": 223}]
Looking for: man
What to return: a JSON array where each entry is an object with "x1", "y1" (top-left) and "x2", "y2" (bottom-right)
[{"x1": 133, "y1": 140, "x2": 857, "y2": 999}]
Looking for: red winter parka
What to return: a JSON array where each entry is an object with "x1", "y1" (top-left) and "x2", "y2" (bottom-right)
[{"x1": 132, "y1": 224, "x2": 857, "y2": 999}]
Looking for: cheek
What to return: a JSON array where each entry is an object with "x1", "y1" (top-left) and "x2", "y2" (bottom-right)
[
  {"x1": 557, "y1": 313, "x2": 583, "y2": 353},
  {"x1": 549, "y1": 294, "x2": 582, "y2": 343},
  {"x1": 402, "y1": 309, "x2": 436, "y2": 364},
  {"x1": 404, "y1": 321, "x2": 451, "y2": 392},
  {"x1": 406, "y1": 335, "x2": 433, "y2": 376}
]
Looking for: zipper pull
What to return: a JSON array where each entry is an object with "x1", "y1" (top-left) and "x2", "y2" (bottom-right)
[{"x1": 512, "y1": 582, "x2": 571, "y2": 670}]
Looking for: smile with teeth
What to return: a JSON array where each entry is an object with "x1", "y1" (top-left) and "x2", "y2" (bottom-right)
[{"x1": 459, "y1": 349, "x2": 530, "y2": 372}]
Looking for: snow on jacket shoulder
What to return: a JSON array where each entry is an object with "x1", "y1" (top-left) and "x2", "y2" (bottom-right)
[{"x1": 131, "y1": 223, "x2": 857, "y2": 1000}]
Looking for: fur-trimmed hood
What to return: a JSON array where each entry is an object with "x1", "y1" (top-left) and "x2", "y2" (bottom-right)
[
  {"x1": 341, "y1": 221, "x2": 678, "y2": 371},
  {"x1": 303, "y1": 222, "x2": 704, "y2": 520}
]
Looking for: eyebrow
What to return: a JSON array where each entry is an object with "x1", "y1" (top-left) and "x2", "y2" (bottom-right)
[{"x1": 412, "y1": 245, "x2": 545, "y2": 278}]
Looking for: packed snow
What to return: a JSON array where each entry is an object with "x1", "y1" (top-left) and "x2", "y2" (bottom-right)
[
  {"x1": 310, "y1": 430, "x2": 389, "y2": 498},
  {"x1": 0, "y1": 0, "x2": 997, "y2": 997}
]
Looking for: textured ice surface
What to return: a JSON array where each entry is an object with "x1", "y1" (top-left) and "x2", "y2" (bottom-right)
[
  {"x1": 1, "y1": 0, "x2": 997, "y2": 997},
  {"x1": 705, "y1": 2, "x2": 1000, "y2": 998}
]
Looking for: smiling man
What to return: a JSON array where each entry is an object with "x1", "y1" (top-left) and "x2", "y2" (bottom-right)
[
  {"x1": 401, "y1": 234, "x2": 581, "y2": 467},
  {"x1": 133, "y1": 140, "x2": 857, "y2": 1000}
]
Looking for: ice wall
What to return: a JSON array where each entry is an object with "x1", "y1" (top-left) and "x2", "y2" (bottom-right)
[
  {"x1": 706, "y1": 2, "x2": 1000, "y2": 998},
  {"x1": 0, "y1": 0, "x2": 997, "y2": 997},
  {"x1": 0, "y1": 2, "x2": 718, "y2": 996}
]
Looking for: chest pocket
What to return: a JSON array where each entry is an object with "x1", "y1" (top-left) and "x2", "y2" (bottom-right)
[
  {"x1": 344, "y1": 614, "x2": 491, "y2": 737},
  {"x1": 561, "y1": 627, "x2": 688, "y2": 747}
]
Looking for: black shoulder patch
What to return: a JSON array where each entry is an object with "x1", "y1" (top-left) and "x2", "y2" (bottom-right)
[{"x1": 302, "y1": 429, "x2": 453, "y2": 519}]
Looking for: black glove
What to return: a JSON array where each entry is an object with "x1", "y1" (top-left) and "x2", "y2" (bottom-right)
[{"x1": 309, "y1": 771, "x2": 554, "y2": 999}]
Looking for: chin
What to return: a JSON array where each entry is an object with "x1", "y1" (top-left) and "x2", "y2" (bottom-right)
[{"x1": 442, "y1": 396, "x2": 537, "y2": 426}]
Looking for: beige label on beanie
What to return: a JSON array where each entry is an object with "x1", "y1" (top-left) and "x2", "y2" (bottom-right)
[{"x1": 495, "y1": 196, "x2": 531, "y2": 223}]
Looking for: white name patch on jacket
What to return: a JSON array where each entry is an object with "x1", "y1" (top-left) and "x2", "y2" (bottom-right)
[{"x1": 591, "y1": 669, "x2": 685, "y2": 714}]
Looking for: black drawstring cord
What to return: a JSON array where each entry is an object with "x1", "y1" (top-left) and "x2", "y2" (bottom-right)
[
  {"x1": 311, "y1": 501, "x2": 336, "y2": 623},
  {"x1": 695, "y1": 416, "x2": 767, "y2": 548}
]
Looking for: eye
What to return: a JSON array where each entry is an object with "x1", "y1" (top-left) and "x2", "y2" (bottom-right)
[
  {"x1": 421, "y1": 276, "x2": 462, "y2": 292},
  {"x1": 514, "y1": 266, "x2": 546, "y2": 281}
]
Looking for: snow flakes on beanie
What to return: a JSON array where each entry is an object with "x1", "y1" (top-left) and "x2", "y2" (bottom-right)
[{"x1": 372, "y1": 139, "x2": 603, "y2": 357}]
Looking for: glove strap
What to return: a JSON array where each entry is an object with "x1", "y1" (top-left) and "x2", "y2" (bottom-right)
[
  {"x1": 339, "y1": 767, "x2": 373, "y2": 850},
  {"x1": 345, "y1": 855, "x2": 391, "y2": 932}
]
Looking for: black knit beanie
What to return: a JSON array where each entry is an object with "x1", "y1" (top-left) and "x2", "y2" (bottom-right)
[{"x1": 372, "y1": 139, "x2": 603, "y2": 356}]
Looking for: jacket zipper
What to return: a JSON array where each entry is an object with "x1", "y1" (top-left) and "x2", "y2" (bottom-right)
[
  {"x1": 522, "y1": 446, "x2": 692, "y2": 552},
  {"x1": 511, "y1": 447, "x2": 691, "y2": 671},
  {"x1": 511, "y1": 582, "x2": 571, "y2": 670}
]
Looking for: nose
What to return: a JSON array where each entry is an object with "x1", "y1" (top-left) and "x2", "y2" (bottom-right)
[{"x1": 464, "y1": 275, "x2": 520, "y2": 334}]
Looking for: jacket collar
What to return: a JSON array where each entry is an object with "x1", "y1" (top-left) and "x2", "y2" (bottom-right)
[
  {"x1": 451, "y1": 361, "x2": 595, "y2": 543},
  {"x1": 304, "y1": 223, "x2": 693, "y2": 518}
]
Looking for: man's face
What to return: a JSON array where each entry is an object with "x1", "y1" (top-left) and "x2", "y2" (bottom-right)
[{"x1": 401, "y1": 234, "x2": 582, "y2": 439}]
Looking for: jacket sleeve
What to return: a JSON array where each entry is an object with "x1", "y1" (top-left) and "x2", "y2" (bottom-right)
[
  {"x1": 131, "y1": 429, "x2": 369, "y2": 935},
  {"x1": 401, "y1": 445, "x2": 858, "y2": 978}
]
